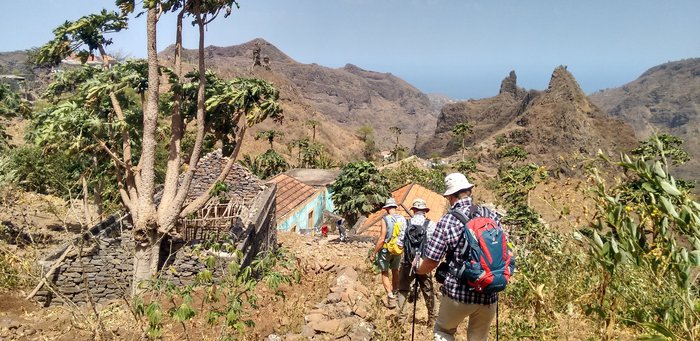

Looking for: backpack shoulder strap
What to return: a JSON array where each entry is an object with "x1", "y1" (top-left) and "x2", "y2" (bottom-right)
[
  {"x1": 383, "y1": 215, "x2": 396, "y2": 241},
  {"x1": 449, "y1": 208, "x2": 479, "y2": 255}
]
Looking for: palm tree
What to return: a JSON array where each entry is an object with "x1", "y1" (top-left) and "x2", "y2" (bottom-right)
[
  {"x1": 389, "y1": 126, "x2": 402, "y2": 147},
  {"x1": 389, "y1": 126, "x2": 403, "y2": 162},
  {"x1": 255, "y1": 130, "x2": 284, "y2": 151},
  {"x1": 452, "y1": 122, "x2": 474, "y2": 161},
  {"x1": 304, "y1": 119, "x2": 321, "y2": 142}
]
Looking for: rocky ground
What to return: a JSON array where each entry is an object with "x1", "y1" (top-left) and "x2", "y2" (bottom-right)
[{"x1": 0, "y1": 231, "x2": 444, "y2": 340}]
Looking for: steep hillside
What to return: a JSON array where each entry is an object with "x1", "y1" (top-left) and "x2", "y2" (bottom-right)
[
  {"x1": 418, "y1": 68, "x2": 637, "y2": 165},
  {"x1": 590, "y1": 58, "x2": 700, "y2": 179},
  {"x1": 162, "y1": 38, "x2": 438, "y2": 160}
]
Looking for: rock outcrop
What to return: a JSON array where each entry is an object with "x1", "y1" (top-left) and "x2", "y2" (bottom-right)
[{"x1": 418, "y1": 67, "x2": 637, "y2": 164}]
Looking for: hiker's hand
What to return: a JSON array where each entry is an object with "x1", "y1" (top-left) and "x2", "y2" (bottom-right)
[{"x1": 369, "y1": 253, "x2": 376, "y2": 262}]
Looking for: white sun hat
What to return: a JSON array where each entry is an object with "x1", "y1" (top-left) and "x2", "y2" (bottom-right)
[
  {"x1": 443, "y1": 173, "x2": 474, "y2": 196},
  {"x1": 410, "y1": 198, "x2": 430, "y2": 212},
  {"x1": 382, "y1": 197, "x2": 398, "y2": 209}
]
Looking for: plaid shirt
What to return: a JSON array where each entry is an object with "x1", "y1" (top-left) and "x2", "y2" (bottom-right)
[{"x1": 423, "y1": 197, "x2": 498, "y2": 305}]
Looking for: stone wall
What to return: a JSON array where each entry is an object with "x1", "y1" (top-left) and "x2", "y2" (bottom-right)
[
  {"x1": 34, "y1": 184, "x2": 277, "y2": 307},
  {"x1": 34, "y1": 215, "x2": 134, "y2": 306}
]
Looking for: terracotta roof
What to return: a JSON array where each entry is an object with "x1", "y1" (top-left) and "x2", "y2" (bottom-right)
[
  {"x1": 357, "y1": 183, "x2": 449, "y2": 238},
  {"x1": 184, "y1": 149, "x2": 264, "y2": 205},
  {"x1": 284, "y1": 168, "x2": 340, "y2": 187},
  {"x1": 267, "y1": 174, "x2": 318, "y2": 219}
]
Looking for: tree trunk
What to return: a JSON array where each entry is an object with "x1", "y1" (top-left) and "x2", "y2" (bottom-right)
[
  {"x1": 81, "y1": 174, "x2": 91, "y2": 226},
  {"x1": 93, "y1": 156, "x2": 104, "y2": 219},
  {"x1": 158, "y1": 9, "x2": 186, "y2": 227},
  {"x1": 131, "y1": 6, "x2": 161, "y2": 292},
  {"x1": 139, "y1": 7, "x2": 160, "y2": 213},
  {"x1": 131, "y1": 228, "x2": 160, "y2": 296}
]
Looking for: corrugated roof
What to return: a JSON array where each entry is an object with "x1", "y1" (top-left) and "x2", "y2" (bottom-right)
[
  {"x1": 357, "y1": 183, "x2": 449, "y2": 238},
  {"x1": 267, "y1": 174, "x2": 318, "y2": 219}
]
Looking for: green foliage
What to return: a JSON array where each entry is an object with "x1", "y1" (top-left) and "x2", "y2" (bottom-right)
[
  {"x1": 0, "y1": 83, "x2": 31, "y2": 149},
  {"x1": 239, "y1": 150, "x2": 289, "y2": 180},
  {"x1": 497, "y1": 145, "x2": 528, "y2": 163},
  {"x1": 631, "y1": 134, "x2": 690, "y2": 166},
  {"x1": 357, "y1": 125, "x2": 379, "y2": 161},
  {"x1": 135, "y1": 242, "x2": 298, "y2": 339},
  {"x1": 356, "y1": 125, "x2": 373, "y2": 142},
  {"x1": 331, "y1": 161, "x2": 390, "y2": 226},
  {"x1": 34, "y1": 9, "x2": 128, "y2": 67},
  {"x1": 496, "y1": 163, "x2": 548, "y2": 229},
  {"x1": 209, "y1": 180, "x2": 229, "y2": 199},
  {"x1": 381, "y1": 161, "x2": 445, "y2": 193},
  {"x1": 285, "y1": 137, "x2": 335, "y2": 169},
  {"x1": 492, "y1": 158, "x2": 586, "y2": 339},
  {"x1": 452, "y1": 121, "x2": 474, "y2": 159},
  {"x1": 495, "y1": 134, "x2": 508, "y2": 148},
  {"x1": 0, "y1": 145, "x2": 79, "y2": 195},
  {"x1": 585, "y1": 135, "x2": 700, "y2": 339},
  {"x1": 254, "y1": 130, "x2": 284, "y2": 150},
  {"x1": 452, "y1": 158, "x2": 478, "y2": 176}
]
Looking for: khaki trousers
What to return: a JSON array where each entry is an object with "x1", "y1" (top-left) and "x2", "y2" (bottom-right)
[{"x1": 434, "y1": 295, "x2": 497, "y2": 341}]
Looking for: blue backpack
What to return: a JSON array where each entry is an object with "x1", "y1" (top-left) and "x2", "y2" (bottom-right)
[{"x1": 449, "y1": 206, "x2": 515, "y2": 293}]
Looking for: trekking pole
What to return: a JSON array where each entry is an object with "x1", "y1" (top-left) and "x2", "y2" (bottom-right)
[
  {"x1": 411, "y1": 279, "x2": 419, "y2": 341},
  {"x1": 496, "y1": 300, "x2": 499, "y2": 341},
  {"x1": 410, "y1": 252, "x2": 420, "y2": 341}
]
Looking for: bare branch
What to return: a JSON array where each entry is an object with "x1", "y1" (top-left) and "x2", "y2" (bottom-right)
[
  {"x1": 94, "y1": 136, "x2": 129, "y2": 170},
  {"x1": 159, "y1": 9, "x2": 187, "y2": 213}
]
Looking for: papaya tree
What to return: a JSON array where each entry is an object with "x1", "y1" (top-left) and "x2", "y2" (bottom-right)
[
  {"x1": 36, "y1": 0, "x2": 283, "y2": 293},
  {"x1": 330, "y1": 161, "x2": 390, "y2": 227},
  {"x1": 255, "y1": 129, "x2": 284, "y2": 151},
  {"x1": 451, "y1": 121, "x2": 473, "y2": 161},
  {"x1": 304, "y1": 119, "x2": 320, "y2": 142}
]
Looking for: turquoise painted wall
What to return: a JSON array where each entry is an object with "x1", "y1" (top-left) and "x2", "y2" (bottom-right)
[{"x1": 276, "y1": 187, "x2": 335, "y2": 232}]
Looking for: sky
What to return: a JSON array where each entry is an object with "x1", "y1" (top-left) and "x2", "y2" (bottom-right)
[{"x1": 1, "y1": 0, "x2": 699, "y2": 99}]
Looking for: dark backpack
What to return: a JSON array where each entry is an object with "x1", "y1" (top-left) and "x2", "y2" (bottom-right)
[
  {"x1": 404, "y1": 219, "x2": 430, "y2": 262},
  {"x1": 449, "y1": 205, "x2": 515, "y2": 293}
]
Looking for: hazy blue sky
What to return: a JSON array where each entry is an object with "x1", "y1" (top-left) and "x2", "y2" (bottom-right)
[{"x1": 1, "y1": 0, "x2": 699, "y2": 99}]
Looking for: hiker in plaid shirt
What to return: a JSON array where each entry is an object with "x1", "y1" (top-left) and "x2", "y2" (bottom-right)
[{"x1": 416, "y1": 173, "x2": 501, "y2": 341}]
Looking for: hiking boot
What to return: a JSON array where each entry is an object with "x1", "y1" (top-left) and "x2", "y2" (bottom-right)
[{"x1": 386, "y1": 295, "x2": 397, "y2": 309}]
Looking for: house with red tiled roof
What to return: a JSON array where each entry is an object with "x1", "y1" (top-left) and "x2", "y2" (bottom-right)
[
  {"x1": 267, "y1": 171, "x2": 337, "y2": 233},
  {"x1": 356, "y1": 183, "x2": 449, "y2": 238}
]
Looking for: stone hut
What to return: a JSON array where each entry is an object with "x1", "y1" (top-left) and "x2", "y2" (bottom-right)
[{"x1": 33, "y1": 150, "x2": 277, "y2": 306}]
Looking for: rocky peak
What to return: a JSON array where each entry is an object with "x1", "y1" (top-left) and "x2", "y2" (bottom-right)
[
  {"x1": 537, "y1": 65, "x2": 593, "y2": 114},
  {"x1": 498, "y1": 70, "x2": 527, "y2": 100},
  {"x1": 499, "y1": 70, "x2": 518, "y2": 95}
]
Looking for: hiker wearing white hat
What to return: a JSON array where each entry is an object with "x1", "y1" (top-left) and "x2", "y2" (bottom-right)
[
  {"x1": 370, "y1": 197, "x2": 407, "y2": 309},
  {"x1": 416, "y1": 173, "x2": 506, "y2": 341},
  {"x1": 396, "y1": 198, "x2": 438, "y2": 325}
]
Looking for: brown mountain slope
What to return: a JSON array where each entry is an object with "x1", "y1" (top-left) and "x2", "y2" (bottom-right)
[
  {"x1": 163, "y1": 38, "x2": 438, "y2": 160},
  {"x1": 589, "y1": 58, "x2": 700, "y2": 179},
  {"x1": 418, "y1": 67, "x2": 637, "y2": 164}
]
